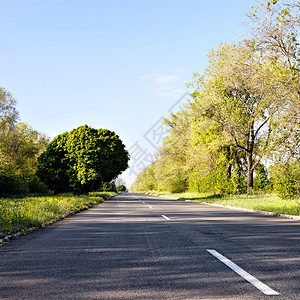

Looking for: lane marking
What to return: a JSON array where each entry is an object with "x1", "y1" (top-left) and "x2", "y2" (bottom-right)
[
  {"x1": 207, "y1": 249, "x2": 279, "y2": 296},
  {"x1": 148, "y1": 205, "x2": 153, "y2": 209},
  {"x1": 161, "y1": 215, "x2": 171, "y2": 221}
]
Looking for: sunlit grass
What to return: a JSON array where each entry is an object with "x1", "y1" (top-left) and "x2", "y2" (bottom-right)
[
  {"x1": 0, "y1": 192, "x2": 116, "y2": 239},
  {"x1": 146, "y1": 191, "x2": 300, "y2": 216}
]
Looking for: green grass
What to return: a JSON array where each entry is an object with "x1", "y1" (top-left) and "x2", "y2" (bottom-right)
[
  {"x1": 146, "y1": 191, "x2": 300, "y2": 216},
  {"x1": 0, "y1": 192, "x2": 116, "y2": 240}
]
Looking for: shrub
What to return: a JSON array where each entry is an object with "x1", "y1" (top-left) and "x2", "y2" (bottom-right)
[
  {"x1": 270, "y1": 159, "x2": 300, "y2": 199},
  {"x1": 101, "y1": 182, "x2": 117, "y2": 192},
  {"x1": 116, "y1": 185, "x2": 127, "y2": 192}
]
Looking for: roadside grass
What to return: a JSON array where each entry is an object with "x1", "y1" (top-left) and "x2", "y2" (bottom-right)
[
  {"x1": 0, "y1": 192, "x2": 116, "y2": 240},
  {"x1": 146, "y1": 191, "x2": 300, "y2": 216}
]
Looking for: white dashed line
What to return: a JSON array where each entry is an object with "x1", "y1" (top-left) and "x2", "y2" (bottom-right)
[
  {"x1": 161, "y1": 215, "x2": 171, "y2": 221},
  {"x1": 207, "y1": 249, "x2": 279, "y2": 296}
]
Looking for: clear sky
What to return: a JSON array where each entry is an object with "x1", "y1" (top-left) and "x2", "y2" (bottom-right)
[{"x1": 0, "y1": 0, "x2": 255, "y2": 187}]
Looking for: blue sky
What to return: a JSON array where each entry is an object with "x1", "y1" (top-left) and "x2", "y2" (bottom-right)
[{"x1": 0, "y1": 0, "x2": 254, "y2": 186}]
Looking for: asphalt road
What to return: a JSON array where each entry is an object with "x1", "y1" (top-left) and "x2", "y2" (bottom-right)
[{"x1": 0, "y1": 193, "x2": 299, "y2": 299}]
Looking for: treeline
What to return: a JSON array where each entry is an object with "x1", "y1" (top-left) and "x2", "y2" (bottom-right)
[
  {"x1": 132, "y1": 0, "x2": 300, "y2": 199},
  {"x1": 0, "y1": 89, "x2": 129, "y2": 196},
  {"x1": 0, "y1": 88, "x2": 49, "y2": 195}
]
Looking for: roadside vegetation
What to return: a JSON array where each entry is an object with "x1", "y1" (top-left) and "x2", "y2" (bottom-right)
[
  {"x1": 1, "y1": 70, "x2": 128, "y2": 244},
  {"x1": 0, "y1": 90, "x2": 129, "y2": 197},
  {"x1": 0, "y1": 91, "x2": 127, "y2": 242},
  {"x1": 0, "y1": 192, "x2": 116, "y2": 243},
  {"x1": 131, "y1": 0, "x2": 300, "y2": 201},
  {"x1": 146, "y1": 191, "x2": 300, "y2": 217}
]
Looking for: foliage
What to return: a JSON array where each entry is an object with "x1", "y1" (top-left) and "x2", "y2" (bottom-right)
[
  {"x1": 270, "y1": 158, "x2": 300, "y2": 199},
  {"x1": 36, "y1": 132, "x2": 70, "y2": 194},
  {"x1": 0, "y1": 88, "x2": 49, "y2": 196},
  {"x1": 116, "y1": 184, "x2": 127, "y2": 192},
  {"x1": 0, "y1": 88, "x2": 19, "y2": 130},
  {"x1": 148, "y1": 191, "x2": 300, "y2": 216},
  {"x1": 37, "y1": 125, "x2": 129, "y2": 194},
  {"x1": 0, "y1": 122, "x2": 49, "y2": 196},
  {"x1": 101, "y1": 182, "x2": 117, "y2": 192},
  {"x1": 0, "y1": 192, "x2": 116, "y2": 240},
  {"x1": 131, "y1": 0, "x2": 299, "y2": 199},
  {"x1": 189, "y1": 42, "x2": 296, "y2": 192},
  {"x1": 253, "y1": 163, "x2": 270, "y2": 191}
]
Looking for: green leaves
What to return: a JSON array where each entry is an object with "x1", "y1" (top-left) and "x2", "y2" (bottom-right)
[{"x1": 37, "y1": 125, "x2": 129, "y2": 194}]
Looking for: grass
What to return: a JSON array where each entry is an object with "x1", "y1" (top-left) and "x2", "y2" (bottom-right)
[
  {"x1": 146, "y1": 191, "x2": 300, "y2": 217},
  {"x1": 0, "y1": 192, "x2": 116, "y2": 241}
]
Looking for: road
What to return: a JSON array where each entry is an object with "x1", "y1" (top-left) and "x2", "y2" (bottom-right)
[{"x1": 0, "y1": 193, "x2": 299, "y2": 299}]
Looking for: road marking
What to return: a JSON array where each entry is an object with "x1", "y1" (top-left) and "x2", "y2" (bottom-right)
[
  {"x1": 207, "y1": 249, "x2": 279, "y2": 296},
  {"x1": 148, "y1": 205, "x2": 153, "y2": 209},
  {"x1": 161, "y1": 215, "x2": 171, "y2": 220}
]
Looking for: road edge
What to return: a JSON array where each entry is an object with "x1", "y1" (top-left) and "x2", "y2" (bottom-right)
[{"x1": 144, "y1": 192, "x2": 300, "y2": 222}]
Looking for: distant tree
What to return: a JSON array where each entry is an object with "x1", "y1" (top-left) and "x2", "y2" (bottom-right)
[
  {"x1": 101, "y1": 182, "x2": 117, "y2": 192},
  {"x1": 116, "y1": 184, "x2": 127, "y2": 192},
  {"x1": 114, "y1": 175, "x2": 126, "y2": 187},
  {"x1": 37, "y1": 125, "x2": 129, "y2": 194}
]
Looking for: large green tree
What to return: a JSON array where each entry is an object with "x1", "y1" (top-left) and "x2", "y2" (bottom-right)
[
  {"x1": 248, "y1": 0, "x2": 300, "y2": 156},
  {"x1": 0, "y1": 88, "x2": 48, "y2": 195},
  {"x1": 36, "y1": 132, "x2": 70, "y2": 193},
  {"x1": 37, "y1": 125, "x2": 129, "y2": 194},
  {"x1": 132, "y1": 0, "x2": 299, "y2": 198},
  {"x1": 189, "y1": 42, "x2": 295, "y2": 192}
]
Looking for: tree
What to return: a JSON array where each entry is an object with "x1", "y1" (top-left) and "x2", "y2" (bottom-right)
[
  {"x1": 0, "y1": 88, "x2": 49, "y2": 195},
  {"x1": 0, "y1": 123, "x2": 49, "y2": 195},
  {"x1": 116, "y1": 184, "x2": 127, "y2": 192},
  {"x1": 0, "y1": 87, "x2": 19, "y2": 131},
  {"x1": 247, "y1": 0, "x2": 300, "y2": 160},
  {"x1": 36, "y1": 132, "x2": 70, "y2": 194},
  {"x1": 37, "y1": 125, "x2": 129, "y2": 194},
  {"x1": 248, "y1": 0, "x2": 300, "y2": 70},
  {"x1": 114, "y1": 175, "x2": 126, "y2": 187},
  {"x1": 189, "y1": 42, "x2": 295, "y2": 192}
]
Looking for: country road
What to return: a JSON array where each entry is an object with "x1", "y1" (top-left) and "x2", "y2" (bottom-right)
[{"x1": 0, "y1": 193, "x2": 299, "y2": 299}]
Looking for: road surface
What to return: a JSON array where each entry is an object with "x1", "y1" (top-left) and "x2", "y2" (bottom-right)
[{"x1": 0, "y1": 193, "x2": 299, "y2": 299}]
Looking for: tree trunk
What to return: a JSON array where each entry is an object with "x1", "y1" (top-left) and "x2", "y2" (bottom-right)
[
  {"x1": 90, "y1": 179, "x2": 96, "y2": 192},
  {"x1": 247, "y1": 152, "x2": 254, "y2": 193},
  {"x1": 227, "y1": 164, "x2": 232, "y2": 179}
]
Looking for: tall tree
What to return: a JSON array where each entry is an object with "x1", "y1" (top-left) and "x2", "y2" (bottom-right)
[
  {"x1": 247, "y1": 0, "x2": 300, "y2": 159},
  {"x1": 189, "y1": 42, "x2": 294, "y2": 192}
]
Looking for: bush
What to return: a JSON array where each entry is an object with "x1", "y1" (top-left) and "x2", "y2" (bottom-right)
[
  {"x1": 270, "y1": 159, "x2": 300, "y2": 199},
  {"x1": 253, "y1": 164, "x2": 269, "y2": 191},
  {"x1": 101, "y1": 182, "x2": 117, "y2": 192},
  {"x1": 28, "y1": 176, "x2": 50, "y2": 194},
  {"x1": 0, "y1": 175, "x2": 30, "y2": 196},
  {"x1": 170, "y1": 176, "x2": 188, "y2": 193},
  {"x1": 116, "y1": 185, "x2": 127, "y2": 192}
]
